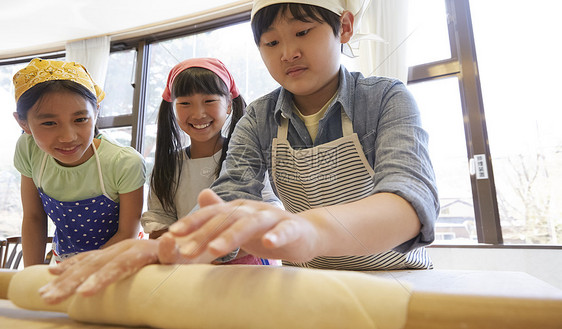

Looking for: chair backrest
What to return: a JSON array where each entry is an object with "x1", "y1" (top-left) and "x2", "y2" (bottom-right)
[
  {"x1": 1, "y1": 236, "x2": 22, "y2": 269},
  {"x1": 1, "y1": 236, "x2": 54, "y2": 269},
  {"x1": 0, "y1": 239, "x2": 6, "y2": 268}
]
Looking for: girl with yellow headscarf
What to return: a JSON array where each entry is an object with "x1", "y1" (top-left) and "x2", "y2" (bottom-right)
[{"x1": 12, "y1": 58, "x2": 146, "y2": 266}]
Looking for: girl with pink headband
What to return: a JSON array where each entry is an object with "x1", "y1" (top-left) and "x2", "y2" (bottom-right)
[{"x1": 141, "y1": 57, "x2": 279, "y2": 264}]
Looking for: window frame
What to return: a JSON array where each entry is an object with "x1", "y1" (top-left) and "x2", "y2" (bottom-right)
[{"x1": 408, "y1": 0, "x2": 503, "y2": 245}]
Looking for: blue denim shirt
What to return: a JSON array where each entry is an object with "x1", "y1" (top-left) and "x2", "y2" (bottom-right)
[{"x1": 211, "y1": 66, "x2": 439, "y2": 253}]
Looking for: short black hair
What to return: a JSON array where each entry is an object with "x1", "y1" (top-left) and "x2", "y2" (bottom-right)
[{"x1": 251, "y1": 3, "x2": 341, "y2": 46}]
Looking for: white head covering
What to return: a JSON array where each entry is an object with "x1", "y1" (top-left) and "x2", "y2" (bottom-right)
[{"x1": 250, "y1": 0, "x2": 381, "y2": 57}]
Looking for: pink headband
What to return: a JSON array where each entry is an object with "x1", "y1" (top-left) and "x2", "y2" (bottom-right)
[{"x1": 161, "y1": 57, "x2": 240, "y2": 102}]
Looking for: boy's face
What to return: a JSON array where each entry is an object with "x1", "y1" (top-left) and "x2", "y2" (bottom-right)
[{"x1": 258, "y1": 10, "x2": 353, "y2": 113}]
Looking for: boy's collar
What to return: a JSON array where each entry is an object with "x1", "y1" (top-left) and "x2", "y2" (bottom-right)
[{"x1": 274, "y1": 66, "x2": 353, "y2": 124}]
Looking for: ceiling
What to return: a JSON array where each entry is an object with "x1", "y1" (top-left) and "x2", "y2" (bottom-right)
[{"x1": 0, "y1": 0, "x2": 249, "y2": 59}]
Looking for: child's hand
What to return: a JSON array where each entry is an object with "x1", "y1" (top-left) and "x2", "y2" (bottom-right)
[
  {"x1": 163, "y1": 189, "x2": 322, "y2": 263},
  {"x1": 39, "y1": 239, "x2": 160, "y2": 304}
]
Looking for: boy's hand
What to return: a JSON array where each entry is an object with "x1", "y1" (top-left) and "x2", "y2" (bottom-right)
[
  {"x1": 163, "y1": 189, "x2": 321, "y2": 263},
  {"x1": 39, "y1": 239, "x2": 160, "y2": 304}
]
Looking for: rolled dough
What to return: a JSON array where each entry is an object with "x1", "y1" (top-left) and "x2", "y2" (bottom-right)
[{"x1": 8, "y1": 264, "x2": 411, "y2": 329}]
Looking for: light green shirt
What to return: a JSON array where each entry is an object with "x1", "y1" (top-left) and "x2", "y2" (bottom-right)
[{"x1": 14, "y1": 133, "x2": 146, "y2": 202}]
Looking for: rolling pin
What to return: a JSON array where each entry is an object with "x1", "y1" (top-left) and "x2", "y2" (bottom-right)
[{"x1": 1, "y1": 266, "x2": 562, "y2": 329}]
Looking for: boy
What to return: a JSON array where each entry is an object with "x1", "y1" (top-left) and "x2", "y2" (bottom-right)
[{"x1": 164, "y1": 0, "x2": 439, "y2": 270}]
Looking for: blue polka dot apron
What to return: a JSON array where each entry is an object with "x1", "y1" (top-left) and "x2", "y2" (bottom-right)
[
  {"x1": 37, "y1": 143, "x2": 119, "y2": 262},
  {"x1": 272, "y1": 110, "x2": 433, "y2": 270}
]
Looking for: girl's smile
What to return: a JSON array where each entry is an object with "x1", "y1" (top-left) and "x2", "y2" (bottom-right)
[
  {"x1": 56, "y1": 145, "x2": 82, "y2": 155},
  {"x1": 191, "y1": 122, "x2": 212, "y2": 130},
  {"x1": 174, "y1": 93, "x2": 231, "y2": 158}
]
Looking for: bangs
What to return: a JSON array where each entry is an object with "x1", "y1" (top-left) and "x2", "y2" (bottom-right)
[
  {"x1": 252, "y1": 4, "x2": 340, "y2": 45},
  {"x1": 172, "y1": 67, "x2": 228, "y2": 98}
]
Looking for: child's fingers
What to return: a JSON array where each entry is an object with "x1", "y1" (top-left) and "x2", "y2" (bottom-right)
[
  {"x1": 207, "y1": 209, "x2": 281, "y2": 255},
  {"x1": 47, "y1": 252, "x2": 88, "y2": 274},
  {"x1": 169, "y1": 202, "x2": 233, "y2": 236},
  {"x1": 197, "y1": 189, "x2": 224, "y2": 207},
  {"x1": 40, "y1": 240, "x2": 159, "y2": 304},
  {"x1": 76, "y1": 248, "x2": 157, "y2": 297},
  {"x1": 39, "y1": 280, "x2": 83, "y2": 305},
  {"x1": 174, "y1": 203, "x2": 264, "y2": 257},
  {"x1": 263, "y1": 218, "x2": 307, "y2": 248},
  {"x1": 158, "y1": 234, "x2": 182, "y2": 264},
  {"x1": 40, "y1": 257, "x2": 102, "y2": 304}
]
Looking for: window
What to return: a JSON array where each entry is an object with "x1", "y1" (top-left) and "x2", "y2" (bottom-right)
[
  {"x1": 407, "y1": 0, "x2": 562, "y2": 245},
  {"x1": 1, "y1": 0, "x2": 560, "y2": 247},
  {"x1": 0, "y1": 56, "x2": 63, "y2": 239},
  {"x1": 408, "y1": 77, "x2": 476, "y2": 243},
  {"x1": 0, "y1": 63, "x2": 27, "y2": 238},
  {"x1": 98, "y1": 49, "x2": 139, "y2": 147},
  {"x1": 469, "y1": 0, "x2": 562, "y2": 244}
]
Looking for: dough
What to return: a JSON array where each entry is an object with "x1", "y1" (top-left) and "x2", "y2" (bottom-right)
[
  {"x1": 8, "y1": 264, "x2": 411, "y2": 329},
  {"x1": 0, "y1": 270, "x2": 18, "y2": 299}
]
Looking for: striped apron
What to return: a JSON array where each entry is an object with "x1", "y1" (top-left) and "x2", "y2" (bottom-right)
[{"x1": 271, "y1": 110, "x2": 432, "y2": 270}]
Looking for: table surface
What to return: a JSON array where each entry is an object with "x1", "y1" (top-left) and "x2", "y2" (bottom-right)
[{"x1": 1, "y1": 269, "x2": 561, "y2": 328}]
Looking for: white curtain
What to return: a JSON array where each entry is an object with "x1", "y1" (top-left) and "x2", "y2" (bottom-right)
[
  {"x1": 65, "y1": 36, "x2": 111, "y2": 88},
  {"x1": 351, "y1": 0, "x2": 409, "y2": 82}
]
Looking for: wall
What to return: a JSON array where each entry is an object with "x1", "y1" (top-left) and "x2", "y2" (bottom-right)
[{"x1": 427, "y1": 247, "x2": 562, "y2": 290}]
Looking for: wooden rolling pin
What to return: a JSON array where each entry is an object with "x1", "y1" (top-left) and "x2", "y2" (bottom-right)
[{"x1": 1, "y1": 266, "x2": 561, "y2": 329}]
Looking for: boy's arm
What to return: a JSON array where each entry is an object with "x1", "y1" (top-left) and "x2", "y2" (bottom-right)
[
  {"x1": 368, "y1": 81, "x2": 438, "y2": 251},
  {"x1": 210, "y1": 108, "x2": 268, "y2": 202},
  {"x1": 300, "y1": 193, "x2": 421, "y2": 258},
  {"x1": 161, "y1": 189, "x2": 419, "y2": 263},
  {"x1": 102, "y1": 186, "x2": 143, "y2": 248},
  {"x1": 20, "y1": 175, "x2": 49, "y2": 267}
]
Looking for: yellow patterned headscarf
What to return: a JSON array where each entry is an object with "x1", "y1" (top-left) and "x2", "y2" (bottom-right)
[{"x1": 13, "y1": 58, "x2": 105, "y2": 104}]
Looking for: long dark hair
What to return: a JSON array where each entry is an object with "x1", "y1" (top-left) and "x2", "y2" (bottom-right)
[
  {"x1": 15, "y1": 80, "x2": 100, "y2": 135},
  {"x1": 151, "y1": 67, "x2": 246, "y2": 212}
]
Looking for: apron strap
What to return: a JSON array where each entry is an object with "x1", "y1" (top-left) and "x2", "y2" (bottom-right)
[
  {"x1": 37, "y1": 142, "x2": 110, "y2": 199},
  {"x1": 91, "y1": 142, "x2": 110, "y2": 198},
  {"x1": 278, "y1": 114, "x2": 290, "y2": 140},
  {"x1": 37, "y1": 152, "x2": 49, "y2": 188}
]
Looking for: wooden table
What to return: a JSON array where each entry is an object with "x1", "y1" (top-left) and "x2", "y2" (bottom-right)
[
  {"x1": 1, "y1": 269, "x2": 561, "y2": 328},
  {"x1": 371, "y1": 270, "x2": 562, "y2": 329}
]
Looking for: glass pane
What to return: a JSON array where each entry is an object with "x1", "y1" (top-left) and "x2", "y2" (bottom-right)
[
  {"x1": 100, "y1": 49, "x2": 136, "y2": 117},
  {"x1": 408, "y1": 77, "x2": 476, "y2": 244},
  {"x1": 99, "y1": 126, "x2": 149, "y2": 214},
  {"x1": 100, "y1": 126, "x2": 132, "y2": 148},
  {"x1": 406, "y1": 0, "x2": 451, "y2": 66},
  {"x1": 470, "y1": 1, "x2": 562, "y2": 245},
  {"x1": 0, "y1": 62, "x2": 27, "y2": 238},
  {"x1": 143, "y1": 21, "x2": 280, "y2": 170}
]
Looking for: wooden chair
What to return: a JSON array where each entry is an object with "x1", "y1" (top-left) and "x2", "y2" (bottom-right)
[
  {"x1": 1, "y1": 236, "x2": 53, "y2": 269},
  {"x1": 0, "y1": 239, "x2": 6, "y2": 268},
  {"x1": 2, "y1": 236, "x2": 22, "y2": 269}
]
